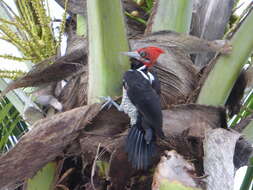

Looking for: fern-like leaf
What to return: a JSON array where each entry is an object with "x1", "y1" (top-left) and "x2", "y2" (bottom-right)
[{"x1": 0, "y1": 69, "x2": 25, "y2": 80}]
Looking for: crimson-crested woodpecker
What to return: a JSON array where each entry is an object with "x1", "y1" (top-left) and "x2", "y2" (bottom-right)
[{"x1": 103, "y1": 46, "x2": 165, "y2": 170}]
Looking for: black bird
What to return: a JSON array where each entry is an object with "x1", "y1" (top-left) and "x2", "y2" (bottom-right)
[{"x1": 103, "y1": 46, "x2": 165, "y2": 170}]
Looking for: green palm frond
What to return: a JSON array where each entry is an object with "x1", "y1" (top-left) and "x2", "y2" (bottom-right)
[
  {"x1": 0, "y1": 0, "x2": 69, "y2": 152},
  {"x1": 56, "y1": 0, "x2": 68, "y2": 48},
  {"x1": 0, "y1": 0, "x2": 59, "y2": 64},
  {"x1": 0, "y1": 0, "x2": 68, "y2": 82},
  {"x1": 0, "y1": 54, "x2": 33, "y2": 62},
  {"x1": 0, "y1": 97, "x2": 27, "y2": 153},
  {"x1": 0, "y1": 69, "x2": 25, "y2": 80}
]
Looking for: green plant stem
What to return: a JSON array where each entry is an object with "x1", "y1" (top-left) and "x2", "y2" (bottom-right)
[
  {"x1": 197, "y1": 10, "x2": 253, "y2": 106},
  {"x1": 125, "y1": 11, "x2": 147, "y2": 25},
  {"x1": 229, "y1": 90, "x2": 253, "y2": 127},
  {"x1": 242, "y1": 120, "x2": 253, "y2": 144},
  {"x1": 87, "y1": 0, "x2": 129, "y2": 104},
  {"x1": 240, "y1": 158, "x2": 253, "y2": 190},
  {"x1": 0, "y1": 112, "x2": 20, "y2": 150},
  {"x1": 239, "y1": 118, "x2": 253, "y2": 190},
  {"x1": 151, "y1": 0, "x2": 193, "y2": 33},
  {"x1": 160, "y1": 181, "x2": 200, "y2": 190},
  {"x1": 76, "y1": 15, "x2": 87, "y2": 36},
  {"x1": 26, "y1": 162, "x2": 58, "y2": 190}
]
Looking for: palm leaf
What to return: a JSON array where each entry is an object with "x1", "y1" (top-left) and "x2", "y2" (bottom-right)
[{"x1": 0, "y1": 97, "x2": 27, "y2": 152}]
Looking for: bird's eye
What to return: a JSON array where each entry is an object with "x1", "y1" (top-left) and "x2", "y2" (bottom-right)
[{"x1": 139, "y1": 51, "x2": 147, "y2": 57}]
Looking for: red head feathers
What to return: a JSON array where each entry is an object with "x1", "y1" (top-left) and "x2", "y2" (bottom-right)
[
  {"x1": 122, "y1": 46, "x2": 165, "y2": 67},
  {"x1": 136, "y1": 46, "x2": 165, "y2": 66}
]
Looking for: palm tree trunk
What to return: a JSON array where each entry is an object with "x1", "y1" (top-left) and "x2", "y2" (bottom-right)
[{"x1": 87, "y1": 0, "x2": 129, "y2": 104}]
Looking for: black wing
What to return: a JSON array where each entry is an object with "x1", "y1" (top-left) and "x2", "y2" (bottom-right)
[{"x1": 123, "y1": 71, "x2": 163, "y2": 136}]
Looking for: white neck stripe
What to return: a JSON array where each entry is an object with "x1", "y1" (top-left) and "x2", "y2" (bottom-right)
[
  {"x1": 137, "y1": 70, "x2": 154, "y2": 84},
  {"x1": 129, "y1": 66, "x2": 154, "y2": 84}
]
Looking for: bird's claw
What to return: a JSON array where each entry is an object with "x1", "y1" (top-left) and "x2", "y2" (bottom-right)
[{"x1": 99, "y1": 96, "x2": 121, "y2": 111}]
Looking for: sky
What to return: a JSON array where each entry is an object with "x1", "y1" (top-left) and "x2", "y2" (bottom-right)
[
  {"x1": 0, "y1": 0, "x2": 252, "y2": 189},
  {"x1": 235, "y1": 0, "x2": 252, "y2": 15}
]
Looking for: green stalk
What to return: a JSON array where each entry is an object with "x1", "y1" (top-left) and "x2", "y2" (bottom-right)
[
  {"x1": 160, "y1": 181, "x2": 200, "y2": 190},
  {"x1": 240, "y1": 158, "x2": 253, "y2": 190},
  {"x1": 26, "y1": 162, "x2": 57, "y2": 190},
  {"x1": 87, "y1": 0, "x2": 129, "y2": 104},
  {"x1": 242, "y1": 120, "x2": 253, "y2": 144},
  {"x1": 150, "y1": 0, "x2": 193, "y2": 33},
  {"x1": 229, "y1": 90, "x2": 253, "y2": 127},
  {"x1": 235, "y1": 90, "x2": 253, "y2": 144},
  {"x1": 239, "y1": 115, "x2": 253, "y2": 190},
  {"x1": 197, "y1": 11, "x2": 253, "y2": 106},
  {"x1": 76, "y1": 15, "x2": 87, "y2": 37}
]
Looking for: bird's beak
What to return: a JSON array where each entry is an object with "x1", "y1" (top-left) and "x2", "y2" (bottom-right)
[{"x1": 121, "y1": 51, "x2": 142, "y2": 60}]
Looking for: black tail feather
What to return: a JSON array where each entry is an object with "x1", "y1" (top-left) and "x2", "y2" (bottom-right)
[
  {"x1": 125, "y1": 125, "x2": 156, "y2": 170},
  {"x1": 132, "y1": 130, "x2": 141, "y2": 167},
  {"x1": 137, "y1": 134, "x2": 144, "y2": 169},
  {"x1": 126, "y1": 126, "x2": 137, "y2": 152},
  {"x1": 126, "y1": 127, "x2": 139, "y2": 162},
  {"x1": 143, "y1": 139, "x2": 148, "y2": 170}
]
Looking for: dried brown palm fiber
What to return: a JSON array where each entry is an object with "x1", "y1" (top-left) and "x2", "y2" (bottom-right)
[
  {"x1": 58, "y1": 65, "x2": 88, "y2": 111},
  {"x1": 135, "y1": 31, "x2": 232, "y2": 54},
  {"x1": 0, "y1": 59, "x2": 84, "y2": 99},
  {"x1": 0, "y1": 104, "x2": 101, "y2": 189}
]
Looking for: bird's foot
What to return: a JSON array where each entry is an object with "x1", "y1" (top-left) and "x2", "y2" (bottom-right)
[{"x1": 100, "y1": 96, "x2": 122, "y2": 111}]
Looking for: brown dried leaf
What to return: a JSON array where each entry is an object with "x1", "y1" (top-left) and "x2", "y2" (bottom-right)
[
  {"x1": 107, "y1": 141, "x2": 135, "y2": 190},
  {"x1": 57, "y1": 168, "x2": 75, "y2": 185},
  {"x1": 59, "y1": 66, "x2": 88, "y2": 111},
  {"x1": 162, "y1": 104, "x2": 227, "y2": 137},
  {"x1": 0, "y1": 104, "x2": 101, "y2": 189},
  {"x1": 0, "y1": 61, "x2": 84, "y2": 99},
  {"x1": 133, "y1": 31, "x2": 232, "y2": 54},
  {"x1": 56, "y1": 184, "x2": 70, "y2": 190},
  {"x1": 154, "y1": 50, "x2": 198, "y2": 106},
  {"x1": 80, "y1": 108, "x2": 129, "y2": 158}
]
